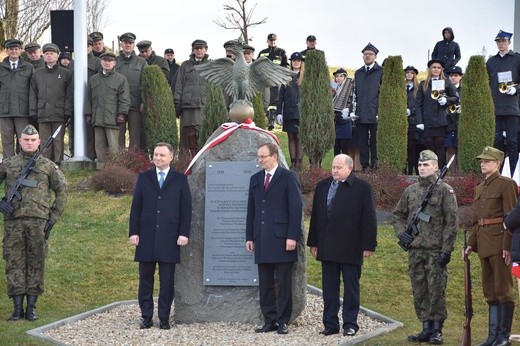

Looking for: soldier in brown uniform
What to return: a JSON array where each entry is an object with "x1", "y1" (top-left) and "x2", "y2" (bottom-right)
[{"x1": 465, "y1": 146, "x2": 517, "y2": 346}]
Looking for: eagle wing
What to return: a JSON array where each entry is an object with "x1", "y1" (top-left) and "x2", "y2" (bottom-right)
[
  {"x1": 195, "y1": 58, "x2": 236, "y2": 97},
  {"x1": 249, "y1": 57, "x2": 295, "y2": 98}
]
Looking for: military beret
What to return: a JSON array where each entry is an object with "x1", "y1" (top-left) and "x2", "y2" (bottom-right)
[
  {"x1": 191, "y1": 39, "x2": 208, "y2": 48},
  {"x1": 362, "y1": 42, "x2": 379, "y2": 55},
  {"x1": 243, "y1": 44, "x2": 255, "y2": 53},
  {"x1": 404, "y1": 65, "x2": 419, "y2": 75},
  {"x1": 136, "y1": 40, "x2": 152, "y2": 49},
  {"x1": 419, "y1": 150, "x2": 438, "y2": 162},
  {"x1": 267, "y1": 33, "x2": 277, "y2": 40},
  {"x1": 24, "y1": 42, "x2": 41, "y2": 51},
  {"x1": 447, "y1": 66, "x2": 463, "y2": 76},
  {"x1": 476, "y1": 146, "x2": 504, "y2": 162},
  {"x1": 306, "y1": 35, "x2": 317, "y2": 41},
  {"x1": 42, "y1": 43, "x2": 60, "y2": 54},
  {"x1": 289, "y1": 52, "x2": 303, "y2": 61},
  {"x1": 223, "y1": 40, "x2": 237, "y2": 49},
  {"x1": 100, "y1": 52, "x2": 117, "y2": 60},
  {"x1": 164, "y1": 48, "x2": 174, "y2": 54},
  {"x1": 22, "y1": 124, "x2": 38, "y2": 136},
  {"x1": 89, "y1": 31, "x2": 104, "y2": 40},
  {"x1": 4, "y1": 39, "x2": 22, "y2": 49},
  {"x1": 427, "y1": 59, "x2": 445, "y2": 68},
  {"x1": 333, "y1": 68, "x2": 348, "y2": 77},
  {"x1": 59, "y1": 51, "x2": 71, "y2": 60},
  {"x1": 119, "y1": 32, "x2": 136, "y2": 42},
  {"x1": 495, "y1": 29, "x2": 513, "y2": 41},
  {"x1": 87, "y1": 36, "x2": 94, "y2": 46}
]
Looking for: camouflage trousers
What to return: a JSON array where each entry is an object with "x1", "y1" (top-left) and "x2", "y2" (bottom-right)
[
  {"x1": 2, "y1": 218, "x2": 47, "y2": 297},
  {"x1": 408, "y1": 249, "x2": 448, "y2": 321}
]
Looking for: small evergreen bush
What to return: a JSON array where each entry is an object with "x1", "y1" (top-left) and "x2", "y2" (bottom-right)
[
  {"x1": 253, "y1": 92, "x2": 267, "y2": 129},
  {"x1": 200, "y1": 82, "x2": 228, "y2": 146}
]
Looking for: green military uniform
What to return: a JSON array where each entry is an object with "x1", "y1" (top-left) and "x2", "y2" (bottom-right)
[
  {"x1": 469, "y1": 145, "x2": 517, "y2": 346},
  {"x1": 1, "y1": 125, "x2": 67, "y2": 321},
  {"x1": 393, "y1": 150, "x2": 458, "y2": 344}
]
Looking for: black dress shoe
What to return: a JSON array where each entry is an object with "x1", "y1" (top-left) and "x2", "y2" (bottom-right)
[
  {"x1": 140, "y1": 317, "x2": 153, "y2": 329},
  {"x1": 255, "y1": 323, "x2": 278, "y2": 333},
  {"x1": 319, "y1": 327, "x2": 340, "y2": 336},
  {"x1": 343, "y1": 327, "x2": 357, "y2": 336},
  {"x1": 277, "y1": 323, "x2": 289, "y2": 334},
  {"x1": 159, "y1": 319, "x2": 170, "y2": 330}
]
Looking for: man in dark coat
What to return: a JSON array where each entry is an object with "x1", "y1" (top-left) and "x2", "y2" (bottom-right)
[
  {"x1": 129, "y1": 142, "x2": 192, "y2": 330},
  {"x1": 351, "y1": 42, "x2": 383, "y2": 172},
  {"x1": 164, "y1": 48, "x2": 179, "y2": 96},
  {"x1": 432, "y1": 27, "x2": 461, "y2": 73},
  {"x1": 246, "y1": 142, "x2": 303, "y2": 335},
  {"x1": 307, "y1": 154, "x2": 377, "y2": 337},
  {"x1": 137, "y1": 40, "x2": 169, "y2": 80}
]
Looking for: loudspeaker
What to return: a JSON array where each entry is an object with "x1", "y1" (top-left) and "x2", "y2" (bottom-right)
[{"x1": 50, "y1": 10, "x2": 74, "y2": 52}]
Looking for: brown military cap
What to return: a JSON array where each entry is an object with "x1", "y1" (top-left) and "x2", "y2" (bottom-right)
[
  {"x1": 419, "y1": 150, "x2": 438, "y2": 162},
  {"x1": 475, "y1": 146, "x2": 504, "y2": 162},
  {"x1": 22, "y1": 124, "x2": 39, "y2": 136}
]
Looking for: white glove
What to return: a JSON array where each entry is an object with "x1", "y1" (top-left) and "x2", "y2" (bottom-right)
[
  {"x1": 276, "y1": 114, "x2": 283, "y2": 124},
  {"x1": 416, "y1": 124, "x2": 425, "y2": 130},
  {"x1": 406, "y1": 108, "x2": 411, "y2": 116},
  {"x1": 341, "y1": 110, "x2": 349, "y2": 120},
  {"x1": 349, "y1": 112, "x2": 356, "y2": 118},
  {"x1": 438, "y1": 97, "x2": 447, "y2": 106},
  {"x1": 507, "y1": 87, "x2": 517, "y2": 95}
]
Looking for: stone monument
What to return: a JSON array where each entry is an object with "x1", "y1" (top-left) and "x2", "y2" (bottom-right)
[{"x1": 174, "y1": 41, "x2": 306, "y2": 324}]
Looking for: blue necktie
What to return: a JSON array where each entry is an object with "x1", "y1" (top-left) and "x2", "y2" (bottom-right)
[
  {"x1": 158, "y1": 171, "x2": 165, "y2": 188},
  {"x1": 327, "y1": 180, "x2": 338, "y2": 207}
]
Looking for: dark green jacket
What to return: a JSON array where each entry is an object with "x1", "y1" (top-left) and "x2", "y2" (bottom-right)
[
  {"x1": 144, "y1": 51, "x2": 169, "y2": 80},
  {"x1": 174, "y1": 53, "x2": 209, "y2": 113},
  {"x1": 87, "y1": 53, "x2": 101, "y2": 79},
  {"x1": 29, "y1": 64, "x2": 73, "y2": 122},
  {"x1": 0, "y1": 57, "x2": 33, "y2": 118},
  {"x1": 115, "y1": 51, "x2": 147, "y2": 110},
  {"x1": 86, "y1": 69, "x2": 130, "y2": 129}
]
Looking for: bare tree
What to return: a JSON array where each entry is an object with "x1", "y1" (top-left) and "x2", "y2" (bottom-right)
[
  {"x1": 17, "y1": 0, "x2": 72, "y2": 43},
  {"x1": 213, "y1": 0, "x2": 267, "y2": 43},
  {"x1": 87, "y1": 0, "x2": 109, "y2": 34}
]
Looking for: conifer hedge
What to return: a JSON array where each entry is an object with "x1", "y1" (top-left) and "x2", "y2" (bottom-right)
[
  {"x1": 141, "y1": 65, "x2": 178, "y2": 152},
  {"x1": 458, "y1": 55, "x2": 495, "y2": 173},
  {"x1": 253, "y1": 92, "x2": 267, "y2": 129},
  {"x1": 377, "y1": 55, "x2": 407, "y2": 170},
  {"x1": 300, "y1": 50, "x2": 335, "y2": 168},
  {"x1": 199, "y1": 82, "x2": 228, "y2": 146}
]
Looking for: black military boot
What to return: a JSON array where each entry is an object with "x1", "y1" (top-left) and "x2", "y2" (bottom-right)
[
  {"x1": 493, "y1": 303, "x2": 514, "y2": 346},
  {"x1": 407, "y1": 320, "x2": 432, "y2": 342},
  {"x1": 7, "y1": 295, "x2": 24, "y2": 321},
  {"x1": 478, "y1": 304, "x2": 500, "y2": 346},
  {"x1": 429, "y1": 320, "x2": 444, "y2": 344},
  {"x1": 25, "y1": 295, "x2": 38, "y2": 321}
]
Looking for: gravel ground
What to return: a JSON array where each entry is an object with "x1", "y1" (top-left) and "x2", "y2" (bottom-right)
[{"x1": 43, "y1": 294, "x2": 388, "y2": 345}]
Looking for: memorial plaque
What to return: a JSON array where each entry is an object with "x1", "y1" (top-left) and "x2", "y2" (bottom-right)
[{"x1": 203, "y1": 161, "x2": 261, "y2": 286}]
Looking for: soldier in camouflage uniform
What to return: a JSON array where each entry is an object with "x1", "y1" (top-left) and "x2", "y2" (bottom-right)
[
  {"x1": 0, "y1": 125, "x2": 67, "y2": 321},
  {"x1": 392, "y1": 150, "x2": 458, "y2": 345}
]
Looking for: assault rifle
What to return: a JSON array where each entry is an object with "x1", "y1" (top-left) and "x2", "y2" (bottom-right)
[
  {"x1": 461, "y1": 230, "x2": 473, "y2": 346},
  {"x1": 398, "y1": 155, "x2": 455, "y2": 251},
  {"x1": 0, "y1": 124, "x2": 65, "y2": 217}
]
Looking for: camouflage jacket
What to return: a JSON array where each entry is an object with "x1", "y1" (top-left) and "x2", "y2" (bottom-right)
[
  {"x1": 0, "y1": 151, "x2": 67, "y2": 223},
  {"x1": 393, "y1": 174, "x2": 458, "y2": 253}
]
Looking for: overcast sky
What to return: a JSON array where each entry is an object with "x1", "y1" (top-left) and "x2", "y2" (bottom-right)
[{"x1": 97, "y1": 0, "x2": 515, "y2": 72}]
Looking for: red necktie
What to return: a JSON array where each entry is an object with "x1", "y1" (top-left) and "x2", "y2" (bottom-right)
[{"x1": 264, "y1": 173, "x2": 271, "y2": 191}]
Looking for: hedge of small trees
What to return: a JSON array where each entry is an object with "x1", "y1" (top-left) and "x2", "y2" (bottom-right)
[
  {"x1": 199, "y1": 82, "x2": 228, "y2": 146},
  {"x1": 458, "y1": 55, "x2": 495, "y2": 173},
  {"x1": 252, "y1": 92, "x2": 267, "y2": 129},
  {"x1": 141, "y1": 65, "x2": 178, "y2": 152},
  {"x1": 377, "y1": 55, "x2": 407, "y2": 170},
  {"x1": 299, "y1": 50, "x2": 335, "y2": 168}
]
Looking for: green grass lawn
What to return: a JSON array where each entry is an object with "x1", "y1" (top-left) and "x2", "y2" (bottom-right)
[{"x1": 0, "y1": 134, "x2": 518, "y2": 345}]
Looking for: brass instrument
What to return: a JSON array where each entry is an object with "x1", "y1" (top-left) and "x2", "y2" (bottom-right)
[
  {"x1": 333, "y1": 77, "x2": 354, "y2": 111},
  {"x1": 431, "y1": 89, "x2": 445, "y2": 100},
  {"x1": 499, "y1": 82, "x2": 518, "y2": 93},
  {"x1": 449, "y1": 104, "x2": 461, "y2": 114}
]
